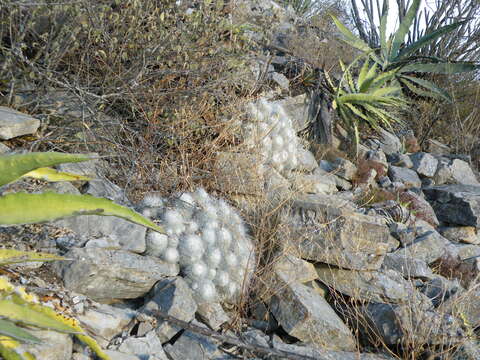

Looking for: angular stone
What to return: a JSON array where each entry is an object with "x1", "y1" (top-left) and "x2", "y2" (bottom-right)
[
  {"x1": 382, "y1": 253, "x2": 434, "y2": 279},
  {"x1": 392, "y1": 228, "x2": 450, "y2": 264},
  {"x1": 55, "y1": 248, "x2": 178, "y2": 302},
  {"x1": 0, "y1": 142, "x2": 11, "y2": 153},
  {"x1": 331, "y1": 157, "x2": 357, "y2": 181},
  {"x1": 440, "y1": 287, "x2": 480, "y2": 329},
  {"x1": 281, "y1": 195, "x2": 393, "y2": 270},
  {"x1": 388, "y1": 166, "x2": 422, "y2": 188},
  {"x1": 291, "y1": 173, "x2": 337, "y2": 195},
  {"x1": 269, "y1": 280, "x2": 356, "y2": 351},
  {"x1": 378, "y1": 128, "x2": 402, "y2": 155},
  {"x1": 420, "y1": 275, "x2": 463, "y2": 307},
  {"x1": 163, "y1": 321, "x2": 222, "y2": 360},
  {"x1": 296, "y1": 147, "x2": 318, "y2": 171},
  {"x1": 117, "y1": 330, "x2": 168, "y2": 360},
  {"x1": 451, "y1": 340, "x2": 480, "y2": 360},
  {"x1": 399, "y1": 190, "x2": 439, "y2": 226},
  {"x1": 427, "y1": 139, "x2": 451, "y2": 155},
  {"x1": 423, "y1": 185, "x2": 480, "y2": 227},
  {"x1": 0, "y1": 106, "x2": 40, "y2": 139},
  {"x1": 76, "y1": 303, "x2": 136, "y2": 347},
  {"x1": 103, "y1": 350, "x2": 141, "y2": 360},
  {"x1": 409, "y1": 152, "x2": 438, "y2": 177},
  {"x1": 213, "y1": 152, "x2": 265, "y2": 195},
  {"x1": 316, "y1": 266, "x2": 431, "y2": 306},
  {"x1": 22, "y1": 329, "x2": 72, "y2": 360},
  {"x1": 439, "y1": 226, "x2": 480, "y2": 245},
  {"x1": 197, "y1": 302, "x2": 230, "y2": 330},
  {"x1": 140, "y1": 277, "x2": 197, "y2": 343},
  {"x1": 434, "y1": 159, "x2": 479, "y2": 186},
  {"x1": 360, "y1": 302, "x2": 464, "y2": 346},
  {"x1": 389, "y1": 223, "x2": 416, "y2": 247}
]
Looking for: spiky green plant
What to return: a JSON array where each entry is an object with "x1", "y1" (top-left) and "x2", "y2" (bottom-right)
[
  {"x1": 331, "y1": 0, "x2": 479, "y2": 101},
  {"x1": 327, "y1": 55, "x2": 407, "y2": 154},
  {"x1": 0, "y1": 151, "x2": 165, "y2": 360}
]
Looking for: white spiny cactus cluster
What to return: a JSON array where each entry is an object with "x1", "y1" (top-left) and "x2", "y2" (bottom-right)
[
  {"x1": 245, "y1": 99, "x2": 301, "y2": 173},
  {"x1": 140, "y1": 189, "x2": 255, "y2": 304}
]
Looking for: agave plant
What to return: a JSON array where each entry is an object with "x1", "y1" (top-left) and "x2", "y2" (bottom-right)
[
  {"x1": 327, "y1": 55, "x2": 407, "y2": 154},
  {"x1": 331, "y1": 0, "x2": 479, "y2": 101},
  {"x1": 0, "y1": 151, "x2": 165, "y2": 360}
]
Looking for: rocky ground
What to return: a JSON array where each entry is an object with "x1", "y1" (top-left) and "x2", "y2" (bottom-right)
[{"x1": 2, "y1": 1, "x2": 480, "y2": 360}]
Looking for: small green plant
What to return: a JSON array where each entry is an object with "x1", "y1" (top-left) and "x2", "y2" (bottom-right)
[
  {"x1": 0, "y1": 151, "x2": 165, "y2": 360},
  {"x1": 326, "y1": 55, "x2": 406, "y2": 154},
  {"x1": 331, "y1": 0, "x2": 479, "y2": 102}
]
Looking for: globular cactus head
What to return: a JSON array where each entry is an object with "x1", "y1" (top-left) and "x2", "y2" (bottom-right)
[
  {"x1": 141, "y1": 188, "x2": 256, "y2": 304},
  {"x1": 244, "y1": 99, "x2": 301, "y2": 173}
]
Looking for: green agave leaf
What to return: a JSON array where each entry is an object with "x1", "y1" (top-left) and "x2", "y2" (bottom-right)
[
  {"x1": 356, "y1": 58, "x2": 371, "y2": 90},
  {"x1": 371, "y1": 86, "x2": 403, "y2": 97},
  {"x1": 0, "y1": 152, "x2": 91, "y2": 187},
  {"x1": 330, "y1": 14, "x2": 373, "y2": 53},
  {"x1": 0, "y1": 192, "x2": 164, "y2": 233},
  {"x1": 399, "y1": 62, "x2": 479, "y2": 74},
  {"x1": 337, "y1": 93, "x2": 399, "y2": 104},
  {"x1": 363, "y1": 103, "x2": 403, "y2": 128},
  {"x1": 0, "y1": 299, "x2": 78, "y2": 334},
  {"x1": 399, "y1": 75, "x2": 452, "y2": 102},
  {"x1": 0, "y1": 320, "x2": 41, "y2": 345},
  {"x1": 358, "y1": 61, "x2": 379, "y2": 92},
  {"x1": 379, "y1": 1, "x2": 389, "y2": 60},
  {"x1": 390, "y1": 0, "x2": 421, "y2": 61},
  {"x1": 0, "y1": 339, "x2": 33, "y2": 360},
  {"x1": 397, "y1": 21, "x2": 468, "y2": 60},
  {"x1": 23, "y1": 167, "x2": 91, "y2": 182},
  {"x1": 0, "y1": 249, "x2": 65, "y2": 266}
]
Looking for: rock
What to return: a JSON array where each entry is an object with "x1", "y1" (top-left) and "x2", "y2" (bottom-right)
[
  {"x1": 423, "y1": 185, "x2": 480, "y2": 227},
  {"x1": 0, "y1": 142, "x2": 11, "y2": 153},
  {"x1": 388, "y1": 166, "x2": 422, "y2": 188},
  {"x1": 56, "y1": 155, "x2": 101, "y2": 178},
  {"x1": 269, "y1": 254, "x2": 319, "y2": 287},
  {"x1": 291, "y1": 172, "x2": 337, "y2": 195},
  {"x1": 55, "y1": 247, "x2": 178, "y2": 302},
  {"x1": 392, "y1": 227, "x2": 450, "y2": 264},
  {"x1": 389, "y1": 223, "x2": 416, "y2": 247},
  {"x1": 296, "y1": 147, "x2": 318, "y2": 171},
  {"x1": 316, "y1": 265, "x2": 431, "y2": 306},
  {"x1": 419, "y1": 275, "x2": 462, "y2": 307},
  {"x1": 269, "y1": 280, "x2": 357, "y2": 351},
  {"x1": 103, "y1": 350, "x2": 142, "y2": 360},
  {"x1": 410, "y1": 152, "x2": 438, "y2": 177},
  {"x1": 271, "y1": 336, "x2": 395, "y2": 359},
  {"x1": 398, "y1": 190, "x2": 439, "y2": 226},
  {"x1": 270, "y1": 71, "x2": 290, "y2": 90},
  {"x1": 427, "y1": 139, "x2": 451, "y2": 155},
  {"x1": 439, "y1": 226, "x2": 480, "y2": 244},
  {"x1": 451, "y1": 340, "x2": 480, "y2": 360},
  {"x1": 0, "y1": 106, "x2": 41, "y2": 139},
  {"x1": 382, "y1": 253, "x2": 434, "y2": 279},
  {"x1": 212, "y1": 152, "x2": 265, "y2": 195},
  {"x1": 163, "y1": 321, "x2": 222, "y2": 360},
  {"x1": 116, "y1": 330, "x2": 168, "y2": 360},
  {"x1": 76, "y1": 303, "x2": 136, "y2": 347},
  {"x1": 399, "y1": 130, "x2": 421, "y2": 153},
  {"x1": 378, "y1": 129, "x2": 402, "y2": 155},
  {"x1": 22, "y1": 329, "x2": 72, "y2": 360},
  {"x1": 139, "y1": 277, "x2": 197, "y2": 342},
  {"x1": 330, "y1": 157, "x2": 357, "y2": 181},
  {"x1": 197, "y1": 302, "x2": 230, "y2": 330},
  {"x1": 434, "y1": 159, "x2": 479, "y2": 185},
  {"x1": 360, "y1": 302, "x2": 464, "y2": 346},
  {"x1": 440, "y1": 287, "x2": 480, "y2": 329},
  {"x1": 280, "y1": 195, "x2": 393, "y2": 270}
]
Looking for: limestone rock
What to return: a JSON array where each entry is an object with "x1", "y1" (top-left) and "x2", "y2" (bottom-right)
[
  {"x1": 424, "y1": 185, "x2": 480, "y2": 227},
  {"x1": 316, "y1": 266, "x2": 431, "y2": 306},
  {"x1": 0, "y1": 106, "x2": 40, "y2": 139},
  {"x1": 116, "y1": 330, "x2": 168, "y2": 360},
  {"x1": 434, "y1": 159, "x2": 479, "y2": 185},
  {"x1": 439, "y1": 226, "x2": 480, "y2": 245},
  {"x1": 330, "y1": 157, "x2": 357, "y2": 181},
  {"x1": 378, "y1": 128, "x2": 402, "y2": 155},
  {"x1": 409, "y1": 152, "x2": 438, "y2": 177},
  {"x1": 55, "y1": 247, "x2": 178, "y2": 302},
  {"x1": 388, "y1": 166, "x2": 422, "y2": 188},
  {"x1": 197, "y1": 302, "x2": 230, "y2": 330},
  {"x1": 382, "y1": 253, "x2": 434, "y2": 280},
  {"x1": 22, "y1": 329, "x2": 72, "y2": 360},
  {"x1": 281, "y1": 195, "x2": 393, "y2": 270},
  {"x1": 139, "y1": 277, "x2": 197, "y2": 343}
]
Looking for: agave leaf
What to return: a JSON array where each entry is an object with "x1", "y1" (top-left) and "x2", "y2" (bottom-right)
[
  {"x1": 343, "y1": 103, "x2": 371, "y2": 124},
  {"x1": 337, "y1": 93, "x2": 399, "y2": 104},
  {"x1": 397, "y1": 21, "x2": 468, "y2": 60},
  {"x1": 0, "y1": 320, "x2": 42, "y2": 345},
  {"x1": 0, "y1": 152, "x2": 92, "y2": 187},
  {"x1": 369, "y1": 69, "x2": 398, "y2": 90},
  {"x1": 331, "y1": 14, "x2": 373, "y2": 53},
  {"x1": 0, "y1": 299, "x2": 79, "y2": 334},
  {"x1": 371, "y1": 86, "x2": 403, "y2": 97},
  {"x1": 399, "y1": 62, "x2": 479, "y2": 74},
  {"x1": 22, "y1": 167, "x2": 91, "y2": 182},
  {"x1": 379, "y1": 1, "x2": 389, "y2": 60},
  {"x1": 390, "y1": 0, "x2": 421, "y2": 61},
  {"x1": 0, "y1": 192, "x2": 164, "y2": 233},
  {"x1": 357, "y1": 58, "x2": 371, "y2": 90},
  {"x1": 359, "y1": 63, "x2": 382, "y2": 92},
  {"x1": 363, "y1": 103, "x2": 403, "y2": 128},
  {"x1": 400, "y1": 75, "x2": 452, "y2": 102},
  {"x1": 0, "y1": 249, "x2": 65, "y2": 266},
  {"x1": 0, "y1": 336, "x2": 35, "y2": 360}
]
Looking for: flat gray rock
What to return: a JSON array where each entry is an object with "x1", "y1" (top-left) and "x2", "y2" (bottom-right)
[
  {"x1": 424, "y1": 184, "x2": 480, "y2": 227},
  {"x1": 434, "y1": 159, "x2": 479, "y2": 185},
  {"x1": 316, "y1": 266, "x2": 431, "y2": 306},
  {"x1": 382, "y1": 253, "x2": 434, "y2": 279},
  {"x1": 392, "y1": 228, "x2": 450, "y2": 264},
  {"x1": 281, "y1": 195, "x2": 393, "y2": 270},
  {"x1": 117, "y1": 330, "x2": 168, "y2": 360},
  {"x1": 0, "y1": 106, "x2": 40, "y2": 139},
  {"x1": 409, "y1": 152, "x2": 438, "y2": 177},
  {"x1": 55, "y1": 248, "x2": 178, "y2": 302},
  {"x1": 388, "y1": 166, "x2": 422, "y2": 188},
  {"x1": 21, "y1": 329, "x2": 72, "y2": 360},
  {"x1": 139, "y1": 277, "x2": 197, "y2": 343}
]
